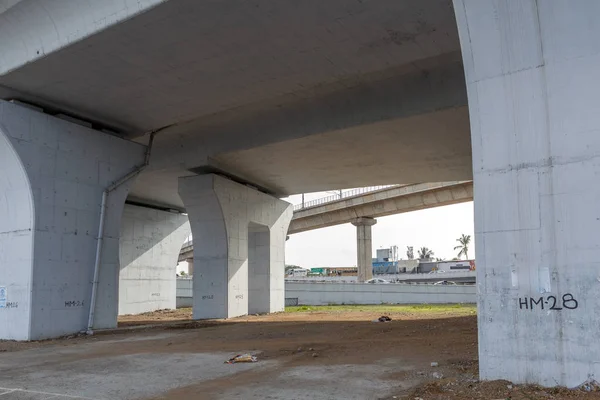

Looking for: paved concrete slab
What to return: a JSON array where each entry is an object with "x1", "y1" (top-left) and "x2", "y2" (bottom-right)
[
  {"x1": 220, "y1": 363, "x2": 417, "y2": 400},
  {"x1": 0, "y1": 389, "x2": 91, "y2": 399},
  {"x1": 0, "y1": 340, "x2": 264, "y2": 399},
  {"x1": 0, "y1": 389, "x2": 92, "y2": 399},
  {"x1": 1, "y1": 334, "x2": 412, "y2": 399}
]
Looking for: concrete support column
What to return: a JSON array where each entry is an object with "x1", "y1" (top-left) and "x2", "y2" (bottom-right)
[
  {"x1": 178, "y1": 174, "x2": 293, "y2": 319},
  {"x1": 0, "y1": 100, "x2": 145, "y2": 340},
  {"x1": 351, "y1": 217, "x2": 377, "y2": 282},
  {"x1": 186, "y1": 258, "x2": 194, "y2": 276},
  {"x1": 455, "y1": 0, "x2": 600, "y2": 387},
  {"x1": 118, "y1": 204, "x2": 190, "y2": 316}
]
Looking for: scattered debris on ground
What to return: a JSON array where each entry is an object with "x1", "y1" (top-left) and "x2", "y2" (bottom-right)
[
  {"x1": 407, "y1": 377, "x2": 600, "y2": 399},
  {"x1": 225, "y1": 354, "x2": 257, "y2": 364},
  {"x1": 432, "y1": 371, "x2": 444, "y2": 379},
  {"x1": 373, "y1": 315, "x2": 393, "y2": 322},
  {"x1": 581, "y1": 380, "x2": 600, "y2": 392}
]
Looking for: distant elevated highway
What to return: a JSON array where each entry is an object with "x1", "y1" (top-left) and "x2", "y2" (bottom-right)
[
  {"x1": 289, "y1": 180, "x2": 473, "y2": 234},
  {"x1": 179, "y1": 180, "x2": 473, "y2": 261}
]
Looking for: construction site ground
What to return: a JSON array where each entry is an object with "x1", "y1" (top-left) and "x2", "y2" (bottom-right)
[{"x1": 0, "y1": 305, "x2": 598, "y2": 399}]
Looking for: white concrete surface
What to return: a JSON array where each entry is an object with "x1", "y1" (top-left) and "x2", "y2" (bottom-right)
[
  {"x1": 118, "y1": 204, "x2": 190, "y2": 315},
  {"x1": 176, "y1": 278, "x2": 193, "y2": 308},
  {"x1": 175, "y1": 279, "x2": 476, "y2": 308},
  {"x1": 0, "y1": 0, "x2": 469, "y2": 207},
  {"x1": 351, "y1": 217, "x2": 377, "y2": 283},
  {"x1": 455, "y1": 0, "x2": 600, "y2": 387},
  {"x1": 0, "y1": 100, "x2": 145, "y2": 340},
  {"x1": 179, "y1": 174, "x2": 293, "y2": 319},
  {"x1": 285, "y1": 282, "x2": 476, "y2": 306},
  {"x1": 0, "y1": 0, "x2": 165, "y2": 76},
  {"x1": 248, "y1": 224, "x2": 271, "y2": 314}
]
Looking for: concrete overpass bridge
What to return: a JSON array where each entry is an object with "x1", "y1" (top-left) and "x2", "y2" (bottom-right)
[
  {"x1": 180, "y1": 181, "x2": 473, "y2": 280},
  {"x1": 0, "y1": 0, "x2": 598, "y2": 386},
  {"x1": 289, "y1": 181, "x2": 472, "y2": 233}
]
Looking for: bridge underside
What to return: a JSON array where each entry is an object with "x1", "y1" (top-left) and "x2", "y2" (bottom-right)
[
  {"x1": 1, "y1": 0, "x2": 600, "y2": 389},
  {"x1": 0, "y1": 0, "x2": 468, "y2": 207}
]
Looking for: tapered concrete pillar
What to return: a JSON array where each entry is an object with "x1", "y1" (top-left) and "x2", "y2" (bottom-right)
[
  {"x1": 0, "y1": 100, "x2": 145, "y2": 340},
  {"x1": 351, "y1": 217, "x2": 376, "y2": 282},
  {"x1": 455, "y1": 0, "x2": 600, "y2": 387},
  {"x1": 118, "y1": 204, "x2": 190, "y2": 316},
  {"x1": 178, "y1": 174, "x2": 293, "y2": 319},
  {"x1": 186, "y1": 259, "x2": 194, "y2": 276}
]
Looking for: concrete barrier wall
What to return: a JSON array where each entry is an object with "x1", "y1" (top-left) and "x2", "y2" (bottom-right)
[
  {"x1": 286, "y1": 271, "x2": 476, "y2": 283},
  {"x1": 175, "y1": 279, "x2": 476, "y2": 308},
  {"x1": 176, "y1": 278, "x2": 193, "y2": 308},
  {"x1": 285, "y1": 282, "x2": 476, "y2": 305}
]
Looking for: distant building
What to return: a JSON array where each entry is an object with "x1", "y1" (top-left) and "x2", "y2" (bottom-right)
[
  {"x1": 413, "y1": 259, "x2": 476, "y2": 274},
  {"x1": 437, "y1": 260, "x2": 476, "y2": 271},
  {"x1": 372, "y1": 246, "x2": 400, "y2": 274}
]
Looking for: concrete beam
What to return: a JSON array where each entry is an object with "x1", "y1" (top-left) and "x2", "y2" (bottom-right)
[
  {"x1": 0, "y1": 0, "x2": 165, "y2": 76},
  {"x1": 289, "y1": 181, "x2": 473, "y2": 234}
]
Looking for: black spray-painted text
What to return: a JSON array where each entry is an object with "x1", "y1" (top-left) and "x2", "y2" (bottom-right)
[
  {"x1": 65, "y1": 300, "x2": 85, "y2": 308},
  {"x1": 518, "y1": 293, "x2": 578, "y2": 311}
]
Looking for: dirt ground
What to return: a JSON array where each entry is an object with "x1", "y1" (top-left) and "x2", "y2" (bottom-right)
[{"x1": 1, "y1": 306, "x2": 599, "y2": 399}]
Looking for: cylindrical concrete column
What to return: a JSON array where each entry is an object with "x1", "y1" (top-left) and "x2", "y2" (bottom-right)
[
  {"x1": 186, "y1": 259, "x2": 194, "y2": 276},
  {"x1": 351, "y1": 217, "x2": 377, "y2": 282}
]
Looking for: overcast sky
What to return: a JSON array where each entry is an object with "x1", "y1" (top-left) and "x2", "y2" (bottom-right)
[{"x1": 282, "y1": 191, "x2": 474, "y2": 269}]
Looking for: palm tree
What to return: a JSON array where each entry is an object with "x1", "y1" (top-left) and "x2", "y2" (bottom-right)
[
  {"x1": 418, "y1": 247, "x2": 434, "y2": 260},
  {"x1": 454, "y1": 234, "x2": 471, "y2": 259}
]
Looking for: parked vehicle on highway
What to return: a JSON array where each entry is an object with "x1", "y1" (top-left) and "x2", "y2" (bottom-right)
[
  {"x1": 433, "y1": 280, "x2": 457, "y2": 285},
  {"x1": 365, "y1": 278, "x2": 390, "y2": 284}
]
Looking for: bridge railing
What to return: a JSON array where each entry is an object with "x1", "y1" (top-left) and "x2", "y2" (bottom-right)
[{"x1": 293, "y1": 185, "x2": 399, "y2": 211}]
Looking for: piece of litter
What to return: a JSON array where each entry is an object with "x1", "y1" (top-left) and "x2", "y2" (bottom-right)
[
  {"x1": 579, "y1": 379, "x2": 600, "y2": 392},
  {"x1": 507, "y1": 384, "x2": 513, "y2": 389},
  {"x1": 312, "y1": 353, "x2": 318, "y2": 357},
  {"x1": 308, "y1": 347, "x2": 314, "y2": 351},
  {"x1": 432, "y1": 372, "x2": 443, "y2": 379},
  {"x1": 430, "y1": 362, "x2": 438, "y2": 367},
  {"x1": 225, "y1": 354, "x2": 257, "y2": 364},
  {"x1": 372, "y1": 315, "x2": 392, "y2": 323}
]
